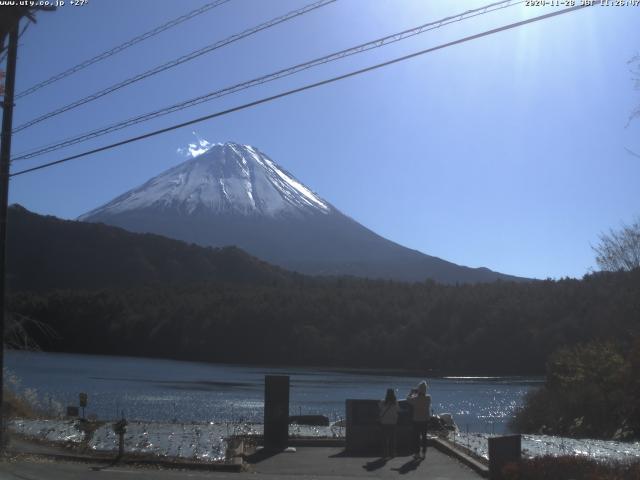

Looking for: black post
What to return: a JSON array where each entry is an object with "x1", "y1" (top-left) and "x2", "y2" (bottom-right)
[
  {"x1": 488, "y1": 434, "x2": 521, "y2": 480},
  {"x1": 118, "y1": 431, "x2": 125, "y2": 458},
  {"x1": 264, "y1": 375, "x2": 289, "y2": 451},
  {"x1": 0, "y1": 19, "x2": 20, "y2": 450}
]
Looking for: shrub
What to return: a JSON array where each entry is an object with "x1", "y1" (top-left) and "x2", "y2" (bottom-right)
[{"x1": 511, "y1": 340, "x2": 639, "y2": 439}]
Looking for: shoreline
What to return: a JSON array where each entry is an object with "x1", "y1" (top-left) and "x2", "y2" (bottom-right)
[{"x1": 6, "y1": 348, "x2": 547, "y2": 379}]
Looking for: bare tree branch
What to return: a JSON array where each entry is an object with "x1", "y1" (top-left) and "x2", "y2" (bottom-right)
[
  {"x1": 593, "y1": 217, "x2": 640, "y2": 272},
  {"x1": 4, "y1": 312, "x2": 59, "y2": 351}
]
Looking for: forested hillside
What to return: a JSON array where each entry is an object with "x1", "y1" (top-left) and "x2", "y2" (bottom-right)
[{"x1": 6, "y1": 205, "x2": 294, "y2": 291}]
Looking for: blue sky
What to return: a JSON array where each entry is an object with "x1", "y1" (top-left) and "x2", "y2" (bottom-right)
[{"x1": 5, "y1": 0, "x2": 639, "y2": 280}]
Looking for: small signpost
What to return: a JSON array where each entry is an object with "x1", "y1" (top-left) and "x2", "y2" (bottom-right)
[
  {"x1": 113, "y1": 415, "x2": 128, "y2": 459},
  {"x1": 79, "y1": 392, "x2": 88, "y2": 419}
]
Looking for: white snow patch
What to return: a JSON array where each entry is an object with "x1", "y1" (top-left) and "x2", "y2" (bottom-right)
[
  {"x1": 245, "y1": 145, "x2": 330, "y2": 214},
  {"x1": 9, "y1": 419, "x2": 345, "y2": 463},
  {"x1": 449, "y1": 431, "x2": 640, "y2": 462}
]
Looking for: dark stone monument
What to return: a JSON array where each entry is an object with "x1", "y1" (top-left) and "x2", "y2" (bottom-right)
[
  {"x1": 264, "y1": 375, "x2": 289, "y2": 451},
  {"x1": 488, "y1": 434, "x2": 521, "y2": 480},
  {"x1": 346, "y1": 399, "x2": 414, "y2": 455}
]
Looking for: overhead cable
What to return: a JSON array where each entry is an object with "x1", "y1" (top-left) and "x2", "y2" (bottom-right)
[
  {"x1": 12, "y1": 0, "x2": 521, "y2": 161},
  {"x1": 10, "y1": 3, "x2": 596, "y2": 178},
  {"x1": 12, "y1": 0, "x2": 337, "y2": 133}
]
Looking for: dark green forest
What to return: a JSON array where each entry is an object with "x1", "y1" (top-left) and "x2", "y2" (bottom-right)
[
  {"x1": 6, "y1": 205, "x2": 640, "y2": 375},
  {"x1": 8, "y1": 270, "x2": 640, "y2": 375}
]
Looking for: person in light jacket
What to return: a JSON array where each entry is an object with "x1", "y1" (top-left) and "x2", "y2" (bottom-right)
[
  {"x1": 406, "y1": 380, "x2": 431, "y2": 458},
  {"x1": 378, "y1": 388, "x2": 399, "y2": 458}
]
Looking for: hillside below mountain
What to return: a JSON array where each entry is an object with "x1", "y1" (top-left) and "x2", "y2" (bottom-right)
[{"x1": 6, "y1": 205, "x2": 293, "y2": 292}]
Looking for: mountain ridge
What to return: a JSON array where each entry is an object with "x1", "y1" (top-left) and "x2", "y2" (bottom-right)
[{"x1": 79, "y1": 142, "x2": 527, "y2": 284}]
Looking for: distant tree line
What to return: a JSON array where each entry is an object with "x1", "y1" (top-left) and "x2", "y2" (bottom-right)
[{"x1": 8, "y1": 268, "x2": 640, "y2": 375}]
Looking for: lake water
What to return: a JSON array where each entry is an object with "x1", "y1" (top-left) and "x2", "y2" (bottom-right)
[{"x1": 5, "y1": 350, "x2": 542, "y2": 434}]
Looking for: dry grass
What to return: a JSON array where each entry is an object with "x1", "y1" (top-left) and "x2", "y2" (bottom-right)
[
  {"x1": 3, "y1": 368, "x2": 63, "y2": 419},
  {"x1": 3, "y1": 388, "x2": 40, "y2": 419}
]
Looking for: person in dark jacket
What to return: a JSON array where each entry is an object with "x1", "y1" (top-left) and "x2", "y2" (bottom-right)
[{"x1": 378, "y1": 388, "x2": 399, "y2": 458}]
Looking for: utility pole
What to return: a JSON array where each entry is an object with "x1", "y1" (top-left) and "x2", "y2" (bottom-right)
[
  {"x1": 0, "y1": 13, "x2": 20, "y2": 451},
  {"x1": 0, "y1": 5, "x2": 54, "y2": 450}
]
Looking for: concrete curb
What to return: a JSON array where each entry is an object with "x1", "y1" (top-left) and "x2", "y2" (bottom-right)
[
  {"x1": 287, "y1": 438, "x2": 346, "y2": 447},
  {"x1": 430, "y1": 437, "x2": 489, "y2": 478},
  {"x1": 6, "y1": 449, "x2": 244, "y2": 472},
  {"x1": 233, "y1": 434, "x2": 346, "y2": 449}
]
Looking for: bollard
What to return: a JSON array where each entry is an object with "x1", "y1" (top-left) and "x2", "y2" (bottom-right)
[
  {"x1": 118, "y1": 432, "x2": 124, "y2": 457},
  {"x1": 488, "y1": 434, "x2": 521, "y2": 480}
]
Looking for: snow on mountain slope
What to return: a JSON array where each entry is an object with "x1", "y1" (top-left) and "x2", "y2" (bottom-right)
[{"x1": 79, "y1": 142, "x2": 329, "y2": 220}]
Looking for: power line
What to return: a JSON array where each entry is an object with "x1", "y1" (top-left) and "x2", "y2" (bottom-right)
[
  {"x1": 10, "y1": 3, "x2": 595, "y2": 178},
  {"x1": 12, "y1": 0, "x2": 337, "y2": 133},
  {"x1": 14, "y1": 0, "x2": 231, "y2": 99},
  {"x1": 12, "y1": 0, "x2": 522, "y2": 162}
]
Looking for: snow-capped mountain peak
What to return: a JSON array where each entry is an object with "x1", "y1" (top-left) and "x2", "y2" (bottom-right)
[
  {"x1": 79, "y1": 142, "x2": 331, "y2": 220},
  {"x1": 79, "y1": 141, "x2": 524, "y2": 283}
]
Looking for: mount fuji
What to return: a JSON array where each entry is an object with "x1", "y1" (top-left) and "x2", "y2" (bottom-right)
[{"x1": 79, "y1": 141, "x2": 523, "y2": 283}]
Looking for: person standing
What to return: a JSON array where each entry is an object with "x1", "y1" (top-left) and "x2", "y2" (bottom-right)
[
  {"x1": 406, "y1": 381, "x2": 431, "y2": 458},
  {"x1": 378, "y1": 388, "x2": 399, "y2": 458}
]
